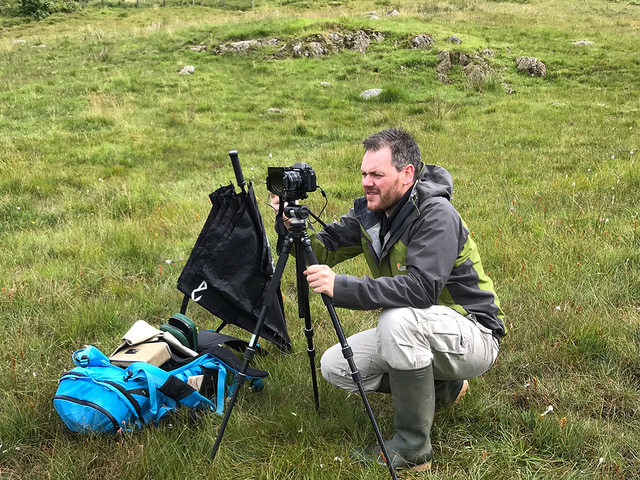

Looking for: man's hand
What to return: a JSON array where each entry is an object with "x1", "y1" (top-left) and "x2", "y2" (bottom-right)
[
  {"x1": 269, "y1": 194, "x2": 292, "y2": 230},
  {"x1": 304, "y1": 264, "x2": 335, "y2": 298}
]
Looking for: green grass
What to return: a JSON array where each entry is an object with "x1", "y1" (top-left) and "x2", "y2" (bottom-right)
[{"x1": 1, "y1": 0, "x2": 639, "y2": 478}]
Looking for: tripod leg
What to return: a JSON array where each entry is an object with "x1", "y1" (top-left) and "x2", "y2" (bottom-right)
[
  {"x1": 295, "y1": 239, "x2": 320, "y2": 412},
  {"x1": 300, "y1": 235, "x2": 398, "y2": 480},
  {"x1": 210, "y1": 235, "x2": 293, "y2": 461}
]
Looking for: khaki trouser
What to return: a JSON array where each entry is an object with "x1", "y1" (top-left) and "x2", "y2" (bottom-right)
[{"x1": 320, "y1": 305, "x2": 499, "y2": 393}]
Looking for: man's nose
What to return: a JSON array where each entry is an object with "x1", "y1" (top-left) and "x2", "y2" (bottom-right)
[{"x1": 362, "y1": 175, "x2": 373, "y2": 187}]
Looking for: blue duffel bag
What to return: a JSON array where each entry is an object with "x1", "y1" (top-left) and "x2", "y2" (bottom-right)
[{"x1": 53, "y1": 345, "x2": 237, "y2": 434}]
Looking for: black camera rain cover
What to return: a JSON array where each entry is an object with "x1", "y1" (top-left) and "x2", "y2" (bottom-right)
[{"x1": 177, "y1": 183, "x2": 290, "y2": 350}]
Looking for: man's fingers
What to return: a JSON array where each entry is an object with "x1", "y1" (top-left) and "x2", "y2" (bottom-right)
[{"x1": 304, "y1": 265, "x2": 335, "y2": 297}]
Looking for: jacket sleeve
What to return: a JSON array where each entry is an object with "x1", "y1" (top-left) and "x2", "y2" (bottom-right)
[
  {"x1": 332, "y1": 199, "x2": 466, "y2": 310},
  {"x1": 309, "y1": 208, "x2": 364, "y2": 267}
]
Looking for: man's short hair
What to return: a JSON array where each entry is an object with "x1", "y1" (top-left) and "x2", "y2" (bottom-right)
[{"x1": 362, "y1": 128, "x2": 421, "y2": 180}]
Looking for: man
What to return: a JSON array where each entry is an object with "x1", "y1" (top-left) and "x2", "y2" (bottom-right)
[{"x1": 277, "y1": 128, "x2": 504, "y2": 471}]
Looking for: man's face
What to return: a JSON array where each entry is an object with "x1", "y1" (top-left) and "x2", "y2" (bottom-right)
[{"x1": 361, "y1": 146, "x2": 415, "y2": 215}]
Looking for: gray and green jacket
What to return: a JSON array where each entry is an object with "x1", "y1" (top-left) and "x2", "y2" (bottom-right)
[{"x1": 310, "y1": 164, "x2": 505, "y2": 340}]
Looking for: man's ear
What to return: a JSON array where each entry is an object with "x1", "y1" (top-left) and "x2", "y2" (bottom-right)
[{"x1": 403, "y1": 164, "x2": 415, "y2": 185}]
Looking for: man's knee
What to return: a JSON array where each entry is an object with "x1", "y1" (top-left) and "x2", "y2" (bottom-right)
[
  {"x1": 376, "y1": 307, "x2": 433, "y2": 370},
  {"x1": 320, "y1": 344, "x2": 339, "y2": 383},
  {"x1": 320, "y1": 344, "x2": 355, "y2": 391}
]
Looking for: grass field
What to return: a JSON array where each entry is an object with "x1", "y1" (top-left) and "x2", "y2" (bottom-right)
[{"x1": 1, "y1": 0, "x2": 639, "y2": 478}]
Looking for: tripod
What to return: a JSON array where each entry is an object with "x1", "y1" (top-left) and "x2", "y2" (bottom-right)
[{"x1": 210, "y1": 204, "x2": 398, "y2": 480}]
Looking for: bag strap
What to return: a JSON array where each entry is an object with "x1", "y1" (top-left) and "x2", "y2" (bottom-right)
[
  {"x1": 126, "y1": 362, "x2": 215, "y2": 412},
  {"x1": 167, "y1": 354, "x2": 231, "y2": 414}
]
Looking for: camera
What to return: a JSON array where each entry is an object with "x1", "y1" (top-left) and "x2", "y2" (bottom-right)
[{"x1": 266, "y1": 163, "x2": 317, "y2": 201}]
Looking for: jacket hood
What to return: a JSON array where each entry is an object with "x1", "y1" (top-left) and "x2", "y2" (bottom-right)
[{"x1": 415, "y1": 163, "x2": 453, "y2": 201}]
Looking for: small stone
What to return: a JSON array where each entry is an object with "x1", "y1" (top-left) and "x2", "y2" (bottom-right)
[
  {"x1": 573, "y1": 40, "x2": 593, "y2": 46},
  {"x1": 360, "y1": 89, "x2": 383, "y2": 99},
  {"x1": 190, "y1": 44, "x2": 207, "y2": 52},
  {"x1": 411, "y1": 34, "x2": 435, "y2": 49},
  {"x1": 267, "y1": 108, "x2": 283, "y2": 114},
  {"x1": 320, "y1": 82, "x2": 331, "y2": 87},
  {"x1": 178, "y1": 66, "x2": 195, "y2": 75},
  {"x1": 515, "y1": 57, "x2": 546, "y2": 76},
  {"x1": 447, "y1": 35, "x2": 462, "y2": 44},
  {"x1": 386, "y1": 9, "x2": 399, "y2": 16}
]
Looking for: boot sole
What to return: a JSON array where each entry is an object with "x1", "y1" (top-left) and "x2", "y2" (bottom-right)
[
  {"x1": 374, "y1": 452, "x2": 432, "y2": 472},
  {"x1": 408, "y1": 461, "x2": 432, "y2": 472},
  {"x1": 454, "y1": 380, "x2": 469, "y2": 404}
]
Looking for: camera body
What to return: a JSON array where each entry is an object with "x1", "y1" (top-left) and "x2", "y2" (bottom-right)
[{"x1": 266, "y1": 163, "x2": 317, "y2": 201}]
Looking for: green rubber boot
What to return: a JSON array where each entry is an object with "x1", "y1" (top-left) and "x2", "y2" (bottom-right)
[
  {"x1": 353, "y1": 365, "x2": 435, "y2": 471},
  {"x1": 376, "y1": 375, "x2": 468, "y2": 411}
]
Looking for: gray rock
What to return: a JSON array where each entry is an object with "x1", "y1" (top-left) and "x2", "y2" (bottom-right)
[
  {"x1": 345, "y1": 31, "x2": 372, "y2": 53},
  {"x1": 360, "y1": 89, "x2": 383, "y2": 99},
  {"x1": 215, "y1": 39, "x2": 276, "y2": 55},
  {"x1": 190, "y1": 44, "x2": 207, "y2": 52},
  {"x1": 447, "y1": 35, "x2": 462, "y2": 44},
  {"x1": 267, "y1": 108, "x2": 283, "y2": 114},
  {"x1": 329, "y1": 33, "x2": 344, "y2": 45},
  {"x1": 289, "y1": 38, "x2": 333, "y2": 58},
  {"x1": 464, "y1": 64, "x2": 487, "y2": 82},
  {"x1": 387, "y1": 9, "x2": 399, "y2": 16},
  {"x1": 178, "y1": 65, "x2": 195, "y2": 75},
  {"x1": 437, "y1": 73, "x2": 452, "y2": 85},
  {"x1": 292, "y1": 42, "x2": 304, "y2": 57},
  {"x1": 229, "y1": 40, "x2": 259, "y2": 53},
  {"x1": 320, "y1": 82, "x2": 331, "y2": 87},
  {"x1": 436, "y1": 51, "x2": 452, "y2": 73},
  {"x1": 483, "y1": 48, "x2": 494, "y2": 57},
  {"x1": 411, "y1": 34, "x2": 435, "y2": 49},
  {"x1": 219, "y1": 31, "x2": 383, "y2": 60},
  {"x1": 307, "y1": 41, "x2": 327, "y2": 58},
  {"x1": 515, "y1": 56, "x2": 547, "y2": 76},
  {"x1": 572, "y1": 40, "x2": 593, "y2": 46}
]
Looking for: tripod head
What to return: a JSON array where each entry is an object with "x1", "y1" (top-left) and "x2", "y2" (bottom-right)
[
  {"x1": 278, "y1": 200, "x2": 326, "y2": 234},
  {"x1": 283, "y1": 204, "x2": 311, "y2": 233}
]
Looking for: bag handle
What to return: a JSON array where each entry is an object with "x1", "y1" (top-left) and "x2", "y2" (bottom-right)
[
  {"x1": 126, "y1": 366, "x2": 160, "y2": 415},
  {"x1": 72, "y1": 346, "x2": 111, "y2": 368}
]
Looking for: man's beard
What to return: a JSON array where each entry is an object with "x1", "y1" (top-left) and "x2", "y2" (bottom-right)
[{"x1": 365, "y1": 186, "x2": 405, "y2": 213}]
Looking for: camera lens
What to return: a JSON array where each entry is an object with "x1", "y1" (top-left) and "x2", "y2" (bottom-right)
[{"x1": 283, "y1": 171, "x2": 302, "y2": 191}]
